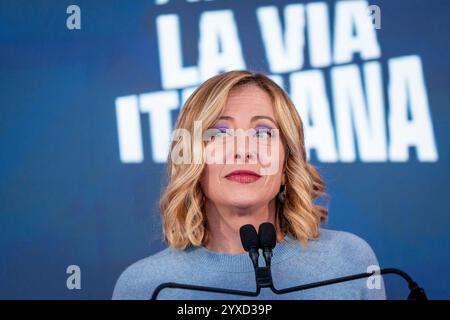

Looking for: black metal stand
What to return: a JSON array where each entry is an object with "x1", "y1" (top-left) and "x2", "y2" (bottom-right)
[{"x1": 150, "y1": 266, "x2": 427, "y2": 300}]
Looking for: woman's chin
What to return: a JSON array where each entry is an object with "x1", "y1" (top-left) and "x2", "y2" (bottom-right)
[{"x1": 221, "y1": 194, "x2": 263, "y2": 208}]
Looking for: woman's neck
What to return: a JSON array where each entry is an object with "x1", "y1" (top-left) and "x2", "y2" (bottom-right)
[{"x1": 204, "y1": 199, "x2": 277, "y2": 254}]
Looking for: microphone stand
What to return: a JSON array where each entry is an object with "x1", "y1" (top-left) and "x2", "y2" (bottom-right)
[
  {"x1": 151, "y1": 264, "x2": 427, "y2": 300},
  {"x1": 151, "y1": 250, "x2": 265, "y2": 300},
  {"x1": 151, "y1": 281, "x2": 260, "y2": 300},
  {"x1": 268, "y1": 267, "x2": 427, "y2": 300}
]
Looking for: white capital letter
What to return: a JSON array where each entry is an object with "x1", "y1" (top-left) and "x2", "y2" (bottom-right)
[{"x1": 388, "y1": 56, "x2": 438, "y2": 162}]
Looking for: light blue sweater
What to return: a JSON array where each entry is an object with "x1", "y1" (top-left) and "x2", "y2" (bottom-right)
[{"x1": 112, "y1": 228, "x2": 386, "y2": 300}]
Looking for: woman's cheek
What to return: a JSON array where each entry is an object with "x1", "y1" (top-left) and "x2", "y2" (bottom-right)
[
  {"x1": 205, "y1": 141, "x2": 229, "y2": 165},
  {"x1": 259, "y1": 151, "x2": 282, "y2": 176}
]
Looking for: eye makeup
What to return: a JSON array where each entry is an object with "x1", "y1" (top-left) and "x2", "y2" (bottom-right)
[
  {"x1": 208, "y1": 124, "x2": 277, "y2": 137},
  {"x1": 254, "y1": 124, "x2": 277, "y2": 138},
  {"x1": 255, "y1": 124, "x2": 274, "y2": 131},
  {"x1": 209, "y1": 115, "x2": 278, "y2": 131},
  {"x1": 213, "y1": 125, "x2": 231, "y2": 133}
]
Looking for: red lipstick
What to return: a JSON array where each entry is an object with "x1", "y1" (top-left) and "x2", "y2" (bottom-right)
[{"x1": 225, "y1": 170, "x2": 261, "y2": 184}]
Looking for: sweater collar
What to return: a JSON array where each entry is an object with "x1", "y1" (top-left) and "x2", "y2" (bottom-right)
[{"x1": 185, "y1": 234, "x2": 302, "y2": 272}]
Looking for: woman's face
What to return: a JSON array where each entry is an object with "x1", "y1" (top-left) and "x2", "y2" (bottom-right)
[{"x1": 200, "y1": 84, "x2": 286, "y2": 210}]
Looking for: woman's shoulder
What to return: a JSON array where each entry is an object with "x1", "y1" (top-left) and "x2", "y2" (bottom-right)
[
  {"x1": 317, "y1": 228, "x2": 375, "y2": 251},
  {"x1": 311, "y1": 227, "x2": 381, "y2": 272},
  {"x1": 112, "y1": 247, "x2": 185, "y2": 300},
  {"x1": 285, "y1": 228, "x2": 386, "y2": 299}
]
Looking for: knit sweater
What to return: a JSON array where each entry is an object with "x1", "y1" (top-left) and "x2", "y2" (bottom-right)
[{"x1": 112, "y1": 228, "x2": 386, "y2": 300}]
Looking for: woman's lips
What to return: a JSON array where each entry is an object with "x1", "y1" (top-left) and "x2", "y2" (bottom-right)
[{"x1": 225, "y1": 173, "x2": 261, "y2": 184}]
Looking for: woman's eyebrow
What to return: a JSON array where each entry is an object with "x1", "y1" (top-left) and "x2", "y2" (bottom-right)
[
  {"x1": 250, "y1": 115, "x2": 277, "y2": 125},
  {"x1": 217, "y1": 116, "x2": 234, "y2": 121},
  {"x1": 217, "y1": 115, "x2": 277, "y2": 125}
]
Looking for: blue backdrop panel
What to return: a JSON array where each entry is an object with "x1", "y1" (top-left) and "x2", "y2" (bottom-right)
[{"x1": 0, "y1": 0, "x2": 449, "y2": 299}]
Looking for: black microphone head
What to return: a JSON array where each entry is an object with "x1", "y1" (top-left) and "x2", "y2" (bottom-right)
[
  {"x1": 258, "y1": 222, "x2": 276, "y2": 249},
  {"x1": 239, "y1": 224, "x2": 259, "y2": 252}
]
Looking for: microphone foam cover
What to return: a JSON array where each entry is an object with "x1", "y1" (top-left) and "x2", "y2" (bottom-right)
[
  {"x1": 239, "y1": 224, "x2": 259, "y2": 251},
  {"x1": 258, "y1": 223, "x2": 276, "y2": 249}
]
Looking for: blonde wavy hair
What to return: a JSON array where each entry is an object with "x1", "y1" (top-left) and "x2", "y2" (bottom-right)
[{"x1": 159, "y1": 70, "x2": 329, "y2": 249}]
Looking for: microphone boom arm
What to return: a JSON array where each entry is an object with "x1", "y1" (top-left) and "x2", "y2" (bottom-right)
[
  {"x1": 270, "y1": 267, "x2": 427, "y2": 300},
  {"x1": 151, "y1": 281, "x2": 260, "y2": 300},
  {"x1": 150, "y1": 267, "x2": 427, "y2": 300}
]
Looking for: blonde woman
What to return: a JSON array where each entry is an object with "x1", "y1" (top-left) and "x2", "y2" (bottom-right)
[{"x1": 112, "y1": 70, "x2": 386, "y2": 300}]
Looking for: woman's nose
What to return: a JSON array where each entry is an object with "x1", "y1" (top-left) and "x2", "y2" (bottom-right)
[
  {"x1": 233, "y1": 137, "x2": 257, "y2": 163},
  {"x1": 234, "y1": 150, "x2": 253, "y2": 161}
]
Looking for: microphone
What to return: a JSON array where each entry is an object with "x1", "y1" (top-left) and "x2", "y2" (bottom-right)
[
  {"x1": 241, "y1": 224, "x2": 274, "y2": 288},
  {"x1": 258, "y1": 222, "x2": 276, "y2": 267},
  {"x1": 239, "y1": 224, "x2": 260, "y2": 269}
]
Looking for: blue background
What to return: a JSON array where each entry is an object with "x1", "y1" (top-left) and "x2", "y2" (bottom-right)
[{"x1": 0, "y1": 0, "x2": 449, "y2": 299}]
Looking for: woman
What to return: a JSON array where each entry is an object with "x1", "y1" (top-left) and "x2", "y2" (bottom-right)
[{"x1": 112, "y1": 70, "x2": 386, "y2": 300}]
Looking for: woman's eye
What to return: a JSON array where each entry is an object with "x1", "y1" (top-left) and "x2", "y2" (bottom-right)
[
  {"x1": 205, "y1": 127, "x2": 231, "y2": 141},
  {"x1": 215, "y1": 127, "x2": 232, "y2": 136},
  {"x1": 255, "y1": 128, "x2": 273, "y2": 138}
]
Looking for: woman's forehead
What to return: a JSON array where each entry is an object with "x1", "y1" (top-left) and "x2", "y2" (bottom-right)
[{"x1": 223, "y1": 85, "x2": 274, "y2": 116}]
